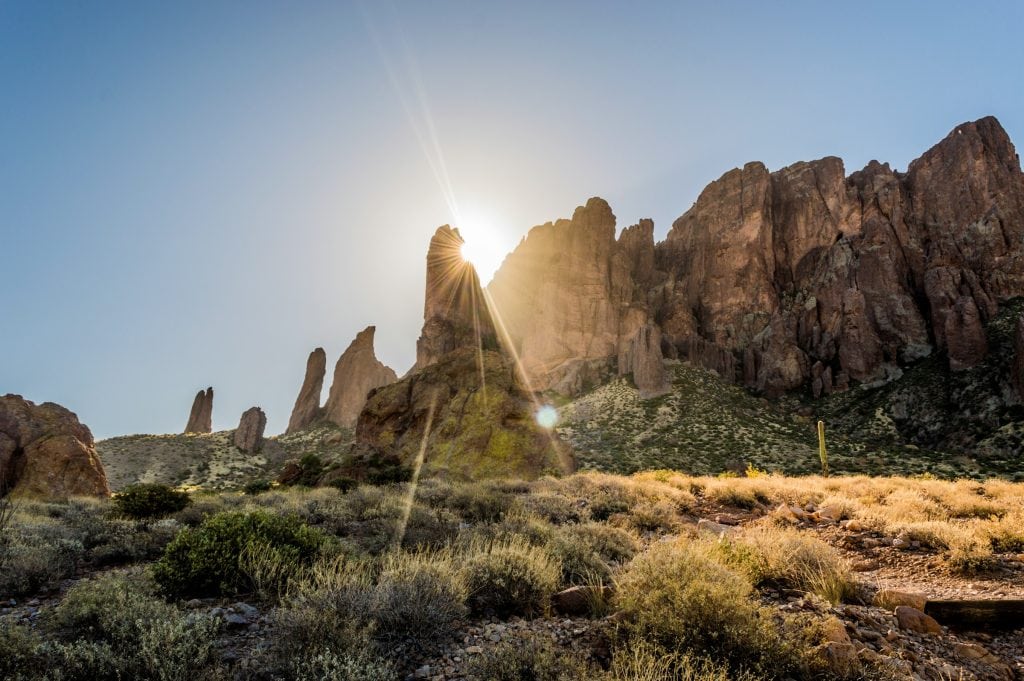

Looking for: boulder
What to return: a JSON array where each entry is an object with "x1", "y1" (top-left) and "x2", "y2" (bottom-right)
[
  {"x1": 234, "y1": 407, "x2": 267, "y2": 453},
  {"x1": 286, "y1": 348, "x2": 326, "y2": 433},
  {"x1": 0, "y1": 394, "x2": 110, "y2": 498},
  {"x1": 184, "y1": 387, "x2": 213, "y2": 434},
  {"x1": 894, "y1": 605, "x2": 942, "y2": 635},
  {"x1": 323, "y1": 327, "x2": 397, "y2": 428}
]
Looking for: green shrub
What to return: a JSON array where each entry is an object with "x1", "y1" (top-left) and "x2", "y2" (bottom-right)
[
  {"x1": 617, "y1": 540, "x2": 804, "y2": 678},
  {"x1": 0, "y1": 623, "x2": 41, "y2": 680},
  {"x1": 565, "y1": 522, "x2": 639, "y2": 563},
  {"x1": 327, "y1": 476, "x2": 358, "y2": 493},
  {"x1": 462, "y1": 538, "x2": 560, "y2": 617},
  {"x1": 291, "y1": 647, "x2": 395, "y2": 681},
  {"x1": 0, "y1": 525, "x2": 82, "y2": 597},
  {"x1": 244, "y1": 479, "x2": 273, "y2": 495},
  {"x1": 114, "y1": 484, "x2": 191, "y2": 519},
  {"x1": 609, "y1": 640, "x2": 754, "y2": 681},
  {"x1": 153, "y1": 510, "x2": 324, "y2": 598},
  {"x1": 548, "y1": 530, "x2": 611, "y2": 587},
  {"x1": 468, "y1": 635, "x2": 594, "y2": 680},
  {"x1": 297, "y1": 454, "x2": 324, "y2": 486}
]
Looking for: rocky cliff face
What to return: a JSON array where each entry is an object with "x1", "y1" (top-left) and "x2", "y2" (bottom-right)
[
  {"x1": 323, "y1": 326, "x2": 397, "y2": 428},
  {"x1": 0, "y1": 394, "x2": 110, "y2": 498},
  {"x1": 234, "y1": 407, "x2": 267, "y2": 453},
  {"x1": 488, "y1": 117, "x2": 1024, "y2": 400},
  {"x1": 487, "y1": 198, "x2": 653, "y2": 394},
  {"x1": 415, "y1": 226, "x2": 498, "y2": 371},
  {"x1": 184, "y1": 387, "x2": 213, "y2": 434},
  {"x1": 286, "y1": 348, "x2": 327, "y2": 433}
]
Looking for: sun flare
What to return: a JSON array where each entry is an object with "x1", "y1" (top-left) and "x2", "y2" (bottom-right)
[{"x1": 455, "y1": 211, "x2": 510, "y2": 284}]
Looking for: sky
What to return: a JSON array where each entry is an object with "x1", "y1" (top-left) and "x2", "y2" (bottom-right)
[{"x1": 2, "y1": 1, "x2": 1023, "y2": 438}]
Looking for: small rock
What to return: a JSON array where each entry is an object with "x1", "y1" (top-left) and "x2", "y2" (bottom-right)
[
  {"x1": 873, "y1": 590, "x2": 927, "y2": 611},
  {"x1": 697, "y1": 518, "x2": 738, "y2": 537},
  {"x1": 894, "y1": 606, "x2": 942, "y2": 635}
]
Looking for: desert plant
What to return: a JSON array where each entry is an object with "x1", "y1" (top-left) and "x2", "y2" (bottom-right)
[
  {"x1": 243, "y1": 479, "x2": 272, "y2": 495},
  {"x1": 371, "y1": 549, "x2": 467, "y2": 645},
  {"x1": 291, "y1": 647, "x2": 395, "y2": 681},
  {"x1": 462, "y1": 537, "x2": 560, "y2": 617},
  {"x1": 468, "y1": 635, "x2": 594, "y2": 680},
  {"x1": 113, "y1": 483, "x2": 191, "y2": 519},
  {"x1": 153, "y1": 510, "x2": 324, "y2": 598}
]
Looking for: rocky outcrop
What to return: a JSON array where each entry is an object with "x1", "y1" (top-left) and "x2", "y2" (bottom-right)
[
  {"x1": 487, "y1": 199, "x2": 651, "y2": 394},
  {"x1": 286, "y1": 348, "x2": 327, "y2": 433},
  {"x1": 323, "y1": 327, "x2": 397, "y2": 428},
  {"x1": 353, "y1": 348, "x2": 569, "y2": 481},
  {"x1": 0, "y1": 394, "x2": 110, "y2": 498},
  {"x1": 415, "y1": 226, "x2": 498, "y2": 371},
  {"x1": 618, "y1": 323, "x2": 670, "y2": 398},
  {"x1": 184, "y1": 387, "x2": 213, "y2": 434},
  {"x1": 1013, "y1": 317, "x2": 1024, "y2": 399},
  {"x1": 234, "y1": 407, "x2": 267, "y2": 453}
]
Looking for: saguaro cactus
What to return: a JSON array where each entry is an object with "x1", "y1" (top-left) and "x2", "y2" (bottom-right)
[{"x1": 817, "y1": 420, "x2": 829, "y2": 477}]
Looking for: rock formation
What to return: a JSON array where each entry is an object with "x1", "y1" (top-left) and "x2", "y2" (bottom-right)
[
  {"x1": 286, "y1": 348, "x2": 327, "y2": 433},
  {"x1": 415, "y1": 226, "x2": 498, "y2": 371},
  {"x1": 486, "y1": 199, "x2": 651, "y2": 394},
  {"x1": 0, "y1": 394, "x2": 110, "y2": 498},
  {"x1": 618, "y1": 323, "x2": 670, "y2": 398},
  {"x1": 234, "y1": 407, "x2": 267, "y2": 453},
  {"x1": 323, "y1": 326, "x2": 398, "y2": 428},
  {"x1": 488, "y1": 116, "x2": 1024, "y2": 399},
  {"x1": 184, "y1": 387, "x2": 213, "y2": 434},
  {"x1": 1013, "y1": 316, "x2": 1024, "y2": 399}
]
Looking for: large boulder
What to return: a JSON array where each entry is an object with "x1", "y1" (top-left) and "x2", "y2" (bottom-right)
[
  {"x1": 286, "y1": 347, "x2": 327, "y2": 433},
  {"x1": 234, "y1": 407, "x2": 267, "y2": 453},
  {"x1": 184, "y1": 387, "x2": 213, "y2": 434},
  {"x1": 323, "y1": 326, "x2": 397, "y2": 428},
  {"x1": 0, "y1": 394, "x2": 110, "y2": 498}
]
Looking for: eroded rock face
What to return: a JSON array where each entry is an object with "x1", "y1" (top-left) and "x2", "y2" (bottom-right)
[
  {"x1": 415, "y1": 226, "x2": 498, "y2": 371},
  {"x1": 487, "y1": 198, "x2": 652, "y2": 393},
  {"x1": 353, "y1": 348, "x2": 568, "y2": 480},
  {"x1": 618, "y1": 323, "x2": 670, "y2": 398},
  {"x1": 184, "y1": 387, "x2": 213, "y2": 434},
  {"x1": 286, "y1": 348, "x2": 326, "y2": 433},
  {"x1": 0, "y1": 394, "x2": 110, "y2": 498},
  {"x1": 234, "y1": 407, "x2": 267, "y2": 453},
  {"x1": 1012, "y1": 317, "x2": 1024, "y2": 399},
  {"x1": 323, "y1": 326, "x2": 397, "y2": 428}
]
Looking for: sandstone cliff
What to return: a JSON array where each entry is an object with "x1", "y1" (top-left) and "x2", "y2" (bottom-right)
[
  {"x1": 286, "y1": 348, "x2": 326, "y2": 433},
  {"x1": 0, "y1": 394, "x2": 110, "y2": 498},
  {"x1": 323, "y1": 326, "x2": 397, "y2": 428}
]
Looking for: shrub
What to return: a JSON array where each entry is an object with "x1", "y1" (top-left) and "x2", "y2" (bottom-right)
[
  {"x1": 0, "y1": 524, "x2": 82, "y2": 597},
  {"x1": 0, "y1": 623, "x2": 41, "y2": 680},
  {"x1": 327, "y1": 476, "x2": 358, "y2": 493},
  {"x1": 566, "y1": 522, "x2": 639, "y2": 563},
  {"x1": 468, "y1": 635, "x2": 594, "y2": 680},
  {"x1": 153, "y1": 510, "x2": 324, "y2": 598},
  {"x1": 42, "y1": 571, "x2": 221, "y2": 681},
  {"x1": 295, "y1": 453, "x2": 324, "y2": 487},
  {"x1": 114, "y1": 484, "x2": 191, "y2": 519},
  {"x1": 462, "y1": 537, "x2": 560, "y2": 617},
  {"x1": 609, "y1": 641, "x2": 755, "y2": 681},
  {"x1": 548, "y1": 530, "x2": 611, "y2": 587},
  {"x1": 616, "y1": 540, "x2": 804, "y2": 678},
  {"x1": 244, "y1": 479, "x2": 272, "y2": 495},
  {"x1": 372, "y1": 550, "x2": 467, "y2": 645},
  {"x1": 291, "y1": 647, "x2": 395, "y2": 681}
]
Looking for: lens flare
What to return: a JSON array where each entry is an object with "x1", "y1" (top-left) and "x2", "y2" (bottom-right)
[{"x1": 535, "y1": 404, "x2": 558, "y2": 429}]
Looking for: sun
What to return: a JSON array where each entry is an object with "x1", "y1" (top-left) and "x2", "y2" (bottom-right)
[{"x1": 456, "y1": 211, "x2": 510, "y2": 284}]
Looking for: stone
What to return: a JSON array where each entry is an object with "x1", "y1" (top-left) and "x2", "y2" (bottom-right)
[
  {"x1": 233, "y1": 407, "x2": 267, "y2": 453},
  {"x1": 821, "y1": 616, "x2": 852, "y2": 644},
  {"x1": 696, "y1": 518, "x2": 738, "y2": 537},
  {"x1": 894, "y1": 605, "x2": 942, "y2": 635},
  {"x1": 618, "y1": 323, "x2": 670, "y2": 398},
  {"x1": 323, "y1": 327, "x2": 397, "y2": 428},
  {"x1": 286, "y1": 347, "x2": 326, "y2": 433},
  {"x1": 551, "y1": 586, "x2": 613, "y2": 616},
  {"x1": 0, "y1": 394, "x2": 110, "y2": 498},
  {"x1": 184, "y1": 387, "x2": 213, "y2": 434},
  {"x1": 873, "y1": 590, "x2": 928, "y2": 612},
  {"x1": 814, "y1": 641, "x2": 859, "y2": 675}
]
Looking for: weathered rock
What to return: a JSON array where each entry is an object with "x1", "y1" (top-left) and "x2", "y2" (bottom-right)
[
  {"x1": 234, "y1": 407, "x2": 267, "y2": 453},
  {"x1": 323, "y1": 327, "x2": 397, "y2": 428},
  {"x1": 1013, "y1": 316, "x2": 1024, "y2": 398},
  {"x1": 286, "y1": 348, "x2": 326, "y2": 433},
  {"x1": 551, "y1": 585, "x2": 613, "y2": 616},
  {"x1": 618, "y1": 323, "x2": 670, "y2": 398},
  {"x1": 873, "y1": 590, "x2": 928, "y2": 612},
  {"x1": 0, "y1": 394, "x2": 110, "y2": 498},
  {"x1": 894, "y1": 605, "x2": 942, "y2": 635},
  {"x1": 945, "y1": 296, "x2": 988, "y2": 370},
  {"x1": 184, "y1": 387, "x2": 213, "y2": 434},
  {"x1": 415, "y1": 226, "x2": 498, "y2": 371}
]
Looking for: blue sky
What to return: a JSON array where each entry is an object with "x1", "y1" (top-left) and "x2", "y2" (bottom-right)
[{"x1": 2, "y1": 1, "x2": 1022, "y2": 438}]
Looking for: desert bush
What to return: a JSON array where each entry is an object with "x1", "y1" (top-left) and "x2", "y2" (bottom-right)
[
  {"x1": 0, "y1": 524, "x2": 82, "y2": 597},
  {"x1": 113, "y1": 483, "x2": 191, "y2": 519},
  {"x1": 565, "y1": 522, "x2": 639, "y2": 563},
  {"x1": 987, "y1": 511, "x2": 1024, "y2": 552},
  {"x1": 516, "y1": 491, "x2": 588, "y2": 524},
  {"x1": 419, "y1": 480, "x2": 515, "y2": 522},
  {"x1": 173, "y1": 495, "x2": 229, "y2": 527},
  {"x1": 609, "y1": 640, "x2": 755, "y2": 681},
  {"x1": 243, "y1": 479, "x2": 272, "y2": 495},
  {"x1": 291, "y1": 647, "x2": 395, "y2": 681},
  {"x1": 468, "y1": 635, "x2": 594, "y2": 680},
  {"x1": 42, "y1": 571, "x2": 221, "y2": 681},
  {"x1": 548, "y1": 529, "x2": 611, "y2": 586},
  {"x1": 462, "y1": 510, "x2": 555, "y2": 548},
  {"x1": 153, "y1": 510, "x2": 324, "y2": 598},
  {"x1": 715, "y1": 526, "x2": 856, "y2": 604},
  {"x1": 462, "y1": 537, "x2": 560, "y2": 617},
  {"x1": 621, "y1": 499, "x2": 681, "y2": 533},
  {"x1": 372, "y1": 550, "x2": 467, "y2": 645},
  {"x1": 0, "y1": 622, "x2": 42, "y2": 680},
  {"x1": 617, "y1": 539, "x2": 803, "y2": 678}
]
